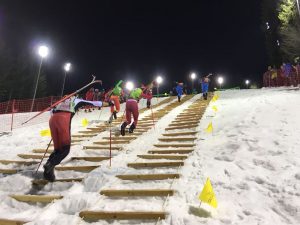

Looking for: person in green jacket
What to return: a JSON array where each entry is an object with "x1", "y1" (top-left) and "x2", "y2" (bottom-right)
[{"x1": 107, "y1": 80, "x2": 123, "y2": 119}]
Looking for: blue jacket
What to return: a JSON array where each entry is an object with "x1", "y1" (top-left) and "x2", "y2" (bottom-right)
[{"x1": 175, "y1": 85, "x2": 183, "y2": 96}]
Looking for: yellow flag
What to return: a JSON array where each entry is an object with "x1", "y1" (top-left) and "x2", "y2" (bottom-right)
[
  {"x1": 81, "y1": 118, "x2": 89, "y2": 127},
  {"x1": 212, "y1": 96, "x2": 217, "y2": 102},
  {"x1": 199, "y1": 178, "x2": 218, "y2": 208},
  {"x1": 212, "y1": 105, "x2": 218, "y2": 112},
  {"x1": 40, "y1": 129, "x2": 51, "y2": 137},
  {"x1": 205, "y1": 122, "x2": 213, "y2": 133}
]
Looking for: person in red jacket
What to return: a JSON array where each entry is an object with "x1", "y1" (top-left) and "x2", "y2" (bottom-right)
[{"x1": 84, "y1": 88, "x2": 94, "y2": 112}]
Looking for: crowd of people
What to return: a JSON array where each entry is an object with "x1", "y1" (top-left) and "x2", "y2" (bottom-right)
[{"x1": 263, "y1": 62, "x2": 300, "y2": 87}]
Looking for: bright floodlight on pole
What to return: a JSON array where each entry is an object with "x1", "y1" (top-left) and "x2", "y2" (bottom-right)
[
  {"x1": 190, "y1": 72, "x2": 196, "y2": 94},
  {"x1": 217, "y1": 76, "x2": 224, "y2": 89},
  {"x1": 31, "y1": 45, "x2": 49, "y2": 112},
  {"x1": 156, "y1": 76, "x2": 163, "y2": 97},
  {"x1": 61, "y1": 62, "x2": 71, "y2": 96},
  {"x1": 126, "y1": 81, "x2": 134, "y2": 91},
  {"x1": 245, "y1": 79, "x2": 250, "y2": 88}
]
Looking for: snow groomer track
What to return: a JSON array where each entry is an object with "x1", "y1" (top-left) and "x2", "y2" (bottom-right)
[{"x1": 0, "y1": 94, "x2": 212, "y2": 224}]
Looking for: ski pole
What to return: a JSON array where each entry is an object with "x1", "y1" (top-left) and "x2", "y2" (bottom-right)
[{"x1": 35, "y1": 138, "x2": 52, "y2": 175}]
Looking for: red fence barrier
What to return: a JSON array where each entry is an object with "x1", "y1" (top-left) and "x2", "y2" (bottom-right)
[{"x1": 0, "y1": 96, "x2": 61, "y2": 132}]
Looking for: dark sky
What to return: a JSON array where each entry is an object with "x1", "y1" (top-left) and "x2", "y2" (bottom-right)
[{"x1": 1, "y1": 0, "x2": 267, "y2": 94}]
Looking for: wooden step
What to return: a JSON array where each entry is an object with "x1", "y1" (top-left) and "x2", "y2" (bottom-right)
[
  {"x1": 32, "y1": 149, "x2": 54, "y2": 153},
  {"x1": 100, "y1": 189, "x2": 174, "y2": 197},
  {"x1": 72, "y1": 134, "x2": 96, "y2": 138},
  {"x1": 83, "y1": 146, "x2": 121, "y2": 150},
  {"x1": 102, "y1": 136, "x2": 136, "y2": 141},
  {"x1": 80, "y1": 210, "x2": 166, "y2": 221},
  {"x1": 78, "y1": 130, "x2": 101, "y2": 134},
  {"x1": 0, "y1": 218, "x2": 28, "y2": 225},
  {"x1": 10, "y1": 194, "x2": 63, "y2": 203},
  {"x1": 165, "y1": 125, "x2": 198, "y2": 130},
  {"x1": 148, "y1": 149, "x2": 193, "y2": 154},
  {"x1": 71, "y1": 156, "x2": 110, "y2": 162},
  {"x1": 116, "y1": 173, "x2": 180, "y2": 180},
  {"x1": 137, "y1": 154, "x2": 188, "y2": 160},
  {"x1": 87, "y1": 127, "x2": 106, "y2": 131},
  {"x1": 175, "y1": 116, "x2": 201, "y2": 120},
  {"x1": 0, "y1": 169, "x2": 18, "y2": 174},
  {"x1": 93, "y1": 140, "x2": 130, "y2": 145},
  {"x1": 32, "y1": 178, "x2": 84, "y2": 185},
  {"x1": 173, "y1": 118, "x2": 200, "y2": 122},
  {"x1": 71, "y1": 139, "x2": 85, "y2": 143},
  {"x1": 162, "y1": 131, "x2": 197, "y2": 136},
  {"x1": 55, "y1": 165, "x2": 99, "y2": 172},
  {"x1": 169, "y1": 122, "x2": 199, "y2": 127},
  {"x1": 128, "y1": 161, "x2": 184, "y2": 168},
  {"x1": 158, "y1": 137, "x2": 196, "y2": 142},
  {"x1": 154, "y1": 144, "x2": 195, "y2": 148},
  {"x1": 18, "y1": 154, "x2": 49, "y2": 159},
  {"x1": 0, "y1": 160, "x2": 38, "y2": 165}
]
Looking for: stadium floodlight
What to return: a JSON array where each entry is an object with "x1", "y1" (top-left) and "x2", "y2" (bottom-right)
[
  {"x1": 156, "y1": 76, "x2": 163, "y2": 97},
  {"x1": 217, "y1": 76, "x2": 224, "y2": 89},
  {"x1": 64, "y1": 62, "x2": 71, "y2": 72},
  {"x1": 61, "y1": 62, "x2": 72, "y2": 96},
  {"x1": 126, "y1": 81, "x2": 134, "y2": 91},
  {"x1": 190, "y1": 72, "x2": 197, "y2": 93},
  {"x1": 38, "y1": 45, "x2": 49, "y2": 58},
  {"x1": 245, "y1": 79, "x2": 250, "y2": 88}
]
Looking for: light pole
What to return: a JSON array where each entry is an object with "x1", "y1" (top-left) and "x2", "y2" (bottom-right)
[
  {"x1": 61, "y1": 62, "x2": 71, "y2": 97},
  {"x1": 245, "y1": 80, "x2": 250, "y2": 88},
  {"x1": 217, "y1": 76, "x2": 224, "y2": 89},
  {"x1": 31, "y1": 45, "x2": 49, "y2": 112},
  {"x1": 156, "y1": 76, "x2": 163, "y2": 97},
  {"x1": 190, "y1": 72, "x2": 196, "y2": 94}
]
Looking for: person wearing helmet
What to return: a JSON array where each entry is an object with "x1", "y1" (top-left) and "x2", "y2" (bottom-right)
[{"x1": 120, "y1": 87, "x2": 143, "y2": 136}]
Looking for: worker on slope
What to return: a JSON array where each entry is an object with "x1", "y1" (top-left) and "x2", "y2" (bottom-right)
[
  {"x1": 201, "y1": 74, "x2": 211, "y2": 100},
  {"x1": 175, "y1": 82, "x2": 184, "y2": 102}
]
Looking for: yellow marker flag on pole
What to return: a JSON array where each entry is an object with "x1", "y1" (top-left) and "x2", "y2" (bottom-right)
[
  {"x1": 40, "y1": 129, "x2": 51, "y2": 137},
  {"x1": 212, "y1": 105, "x2": 218, "y2": 112},
  {"x1": 199, "y1": 178, "x2": 218, "y2": 208},
  {"x1": 212, "y1": 96, "x2": 217, "y2": 102},
  {"x1": 205, "y1": 122, "x2": 213, "y2": 133},
  {"x1": 81, "y1": 118, "x2": 89, "y2": 127}
]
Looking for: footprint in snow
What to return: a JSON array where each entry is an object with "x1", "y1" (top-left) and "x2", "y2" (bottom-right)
[
  {"x1": 253, "y1": 159, "x2": 276, "y2": 171},
  {"x1": 214, "y1": 155, "x2": 234, "y2": 162}
]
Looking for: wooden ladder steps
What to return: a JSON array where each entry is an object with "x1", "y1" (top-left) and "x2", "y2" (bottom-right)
[
  {"x1": 78, "y1": 130, "x2": 102, "y2": 134},
  {"x1": 165, "y1": 125, "x2": 198, "y2": 130},
  {"x1": 32, "y1": 149, "x2": 54, "y2": 153},
  {"x1": 128, "y1": 161, "x2": 184, "y2": 168},
  {"x1": 137, "y1": 154, "x2": 188, "y2": 160},
  {"x1": 0, "y1": 218, "x2": 28, "y2": 225},
  {"x1": 173, "y1": 118, "x2": 200, "y2": 122},
  {"x1": 102, "y1": 136, "x2": 136, "y2": 141},
  {"x1": 148, "y1": 149, "x2": 193, "y2": 154},
  {"x1": 0, "y1": 160, "x2": 38, "y2": 165},
  {"x1": 93, "y1": 140, "x2": 130, "y2": 145},
  {"x1": 154, "y1": 144, "x2": 195, "y2": 148},
  {"x1": 100, "y1": 189, "x2": 174, "y2": 197},
  {"x1": 32, "y1": 178, "x2": 84, "y2": 185},
  {"x1": 169, "y1": 122, "x2": 199, "y2": 126},
  {"x1": 10, "y1": 194, "x2": 63, "y2": 203},
  {"x1": 0, "y1": 169, "x2": 18, "y2": 174},
  {"x1": 158, "y1": 137, "x2": 196, "y2": 142},
  {"x1": 18, "y1": 154, "x2": 49, "y2": 159},
  {"x1": 71, "y1": 156, "x2": 110, "y2": 162},
  {"x1": 162, "y1": 131, "x2": 197, "y2": 136},
  {"x1": 79, "y1": 210, "x2": 166, "y2": 221},
  {"x1": 72, "y1": 134, "x2": 96, "y2": 138},
  {"x1": 55, "y1": 165, "x2": 99, "y2": 172},
  {"x1": 87, "y1": 127, "x2": 106, "y2": 131},
  {"x1": 116, "y1": 173, "x2": 180, "y2": 180},
  {"x1": 83, "y1": 146, "x2": 121, "y2": 150}
]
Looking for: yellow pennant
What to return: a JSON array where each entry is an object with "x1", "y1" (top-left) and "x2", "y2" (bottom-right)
[
  {"x1": 40, "y1": 129, "x2": 51, "y2": 137},
  {"x1": 212, "y1": 105, "x2": 218, "y2": 112},
  {"x1": 212, "y1": 96, "x2": 217, "y2": 102},
  {"x1": 205, "y1": 122, "x2": 213, "y2": 133},
  {"x1": 81, "y1": 118, "x2": 89, "y2": 127},
  {"x1": 199, "y1": 178, "x2": 218, "y2": 208}
]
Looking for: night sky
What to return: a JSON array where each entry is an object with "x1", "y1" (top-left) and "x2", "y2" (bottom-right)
[{"x1": 1, "y1": 0, "x2": 267, "y2": 94}]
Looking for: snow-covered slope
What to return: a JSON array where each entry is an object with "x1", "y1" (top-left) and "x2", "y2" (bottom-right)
[{"x1": 0, "y1": 88, "x2": 300, "y2": 225}]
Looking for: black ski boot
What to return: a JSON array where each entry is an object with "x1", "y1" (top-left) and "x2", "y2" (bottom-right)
[
  {"x1": 204, "y1": 93, "x2": 208, "y2": 100},
  {"x1": 113, "y1": 111, "x2": 117, "y2": 120},
  {"x1": 129, "y1": 123, "x2": 135, "y2": 133},
  {"x1": 147, "y1": 100, "x2": 151, "y2": 109},
  {"x1": 43, "y1": 161, "x2": 55, "y2": 182},
  {"x1": 178, "y1": 96, "x2": 181, "y2": 102},
  {"x1": 121, "y1": 122, "x2": 128, "y2": 136}
]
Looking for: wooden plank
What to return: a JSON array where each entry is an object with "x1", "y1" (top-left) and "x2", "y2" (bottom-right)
[
  {"x1": 87, "y1": 127, "x2": 106, "y2": 131},
  {"x1": 32, "y1": 178, "x2": 83, "y2": 185},
  {"x1": 0, "y1": 169, "x2": 18, "y2": 174},
  {"x1": 0, "y1": 218, "x2": 28, "y2": 225},
  {"x1": 71, "y1": 156, "x2": 110, "y2": 162},
  {"x1": 148, "y1": 149, "x2": 193, "y2": 154},
  {"x1": 165, "y1": 125, "x2": 198, "y2": 130},
  {"x1": 0, "y1": 160, "x2": 38, "y2": 165},
  {"x1": 72, "y1": 134, "x2": 96, "y2": 138},
  {"x1": 55, "y1": 165, "x2": 99, "y2": 172},
  {"x1": 169, "y1": 122, "x2": 199, "y2": 127},
  {"x1": 137, "y1": 154, "x2": 188, "y2": 160},
  {"x1": 18, "y1": 154, "x2": 49, "y2": 159},
  {"x1": 32, "y1": 149, "x2": 54, "y2": 153},
  {"x1": 128, "y1": 161, "x2": 184, "y2": 168},
  {"x1": 79, "y1": 211, "x2": 166, "y2": 221},
  {"x1": 100, "y1": 189, "x2": 174, "y2": 197},
  {"x1": 154, "y1": 144, "x2": 195, "y2": 148},
  {"x1": 116, "y1": 173, "x2": 180, "y2": 180},
  {"x1": 162, "y1": 131, "x2": 197, "y2": 136},
  {"x1": 83, "y1": 146, "x2": 121, "y2": 150},
  {"x1": 10, "y1": 195, "x2": 63, "y2": 203},
  {"x1": 158, "y1": 137, "x2": 196, "y2": 142},
  {"x1": 93, "y1": 140, "x2": 130, "y2": 145},
  {"x1": 78, "y1": 130, "x2": 101, "y2": 134},
  {"x1": 102, "y1": 136, "x2": 136, "y2": 141}
]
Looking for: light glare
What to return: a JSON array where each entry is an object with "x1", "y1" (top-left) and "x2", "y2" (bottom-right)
[
  {"x1": 217, "y1": 77, "x2": 224, "y2": 85},
  {"x1": 245, "y1": 80, "x2": 250, "y2": 85},
  {"x1": 64, "y1": 63, "x2": 71, "y2": 72},
  {"x1": 126, "y1": 81, "x2": 134, "y2": 91},
  {"x1": 156, "y1": 76, "x2": 163, "y2": 84},
  {"x1": 38, "y1": 45, "x2": 49, "y2": 58},
  {"x1": 191, "y1": 73, "x2": 196, "y2": 80}
]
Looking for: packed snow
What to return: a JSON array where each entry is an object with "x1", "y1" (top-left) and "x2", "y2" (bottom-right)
[{"x1": 0, "y1": 88, "x2": 299, "y2": 225}]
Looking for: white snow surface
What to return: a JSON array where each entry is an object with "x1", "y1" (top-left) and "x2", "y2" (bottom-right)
[{"x1": 0, "y1": 89, "x2": 300, "y2": 225}]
